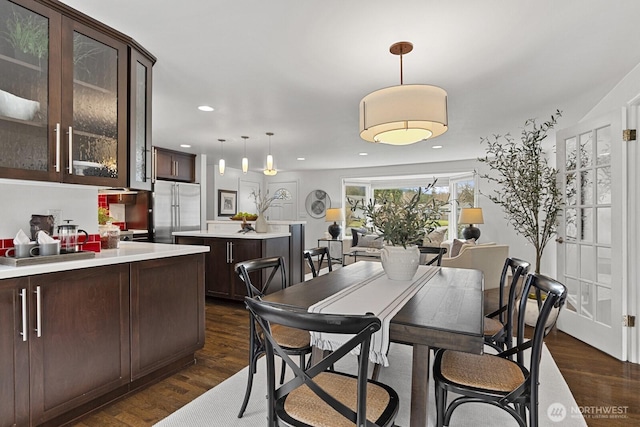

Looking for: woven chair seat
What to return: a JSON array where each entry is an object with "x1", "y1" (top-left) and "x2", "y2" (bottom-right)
[
  {"x1": 271, "y1": 324, "x2": 311, "y2": 349},
  {"x1": 483, "y1": 317, "x2": 504, "y2": 336},
  {"x1": 283, "y1": 371, "x2": 393, "y2": 427},
  {"x1": 440, "y1": 350, "x2": 525, "y2": 393}
]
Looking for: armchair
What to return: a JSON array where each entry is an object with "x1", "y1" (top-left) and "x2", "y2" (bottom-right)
[{"x1": 440, "y1": 243, "x2": 509, "y2": 289}]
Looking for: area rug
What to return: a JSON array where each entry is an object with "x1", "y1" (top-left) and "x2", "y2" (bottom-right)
[{"x1": 155, "y1": 342, "x2": 586, "y2": 426}]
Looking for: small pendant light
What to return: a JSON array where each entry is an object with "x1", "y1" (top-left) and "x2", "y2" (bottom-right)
[
  {"x1": 263, "y1": 132, "x2": 277, "y2": 176},
  {"x1": 241, "y1": 136, "x2": 249, "y2": 174},
  {"x1": 218, "y1": 139, "x2": 225, "y2": 175}
]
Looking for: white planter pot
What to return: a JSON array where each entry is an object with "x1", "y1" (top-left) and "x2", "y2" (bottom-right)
[
  {"x1": 524, "y1": 297, "x2": 559, "y2": 328},
  {"x1": 380, "y1": 245, "x2": 421, "y2": 281},
  {"x1": 255, "y1": 215, "x2": 268, "y2": 233}
]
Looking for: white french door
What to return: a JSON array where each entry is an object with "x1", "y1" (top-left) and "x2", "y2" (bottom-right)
[{"x1": 556, "y1": 110, "x2": 626, "y2": 360}]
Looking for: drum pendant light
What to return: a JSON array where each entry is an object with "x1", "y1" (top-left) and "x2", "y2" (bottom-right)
[
  {"x1": 241, "y1": 136, "x2": 249, "y2": 174},
  {"x1": 218, "y1": 139, "x2": 225, "y2": 175},
  {"x1": 263, "y1": 132, "x2": 277, "y2": 176},
  {"x1": 359, "y1": 41, "x2": 448, "y2": 145}
]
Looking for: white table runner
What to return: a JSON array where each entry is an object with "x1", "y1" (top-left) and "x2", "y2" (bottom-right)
[{"x1": 309, "y1": 265, "x2": 439, "y2": 366}]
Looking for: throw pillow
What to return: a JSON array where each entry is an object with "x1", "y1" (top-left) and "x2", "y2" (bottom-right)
[
  {"x1": 359, "y1": 234, "x2": 384, "y2": 249},
  {"x1": 450, "y1": 238, "x2": 476, "y2": 257},
  {"x1": 423, "y1": 228, "x2": 447, "y2": 247},
  {"x1": 351, "y1": 227, "x2": 368, "y2": 247}
]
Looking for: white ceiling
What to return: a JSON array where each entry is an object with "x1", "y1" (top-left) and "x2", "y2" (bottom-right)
[{"x1": 60, "y1": 0, "x2": 640, "y2": 173}]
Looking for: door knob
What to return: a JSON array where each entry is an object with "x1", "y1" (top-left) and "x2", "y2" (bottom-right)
[{"x1": 555, "y1": 237, "x2": 564, "y2": 244}]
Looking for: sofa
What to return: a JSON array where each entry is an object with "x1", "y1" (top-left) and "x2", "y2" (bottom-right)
[{"x1": 440, "y1": 240, "x2": 509, "y2": 290}]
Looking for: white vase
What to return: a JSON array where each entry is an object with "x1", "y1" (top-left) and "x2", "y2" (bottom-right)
[
  {"x1": 380, "y1": 245, "x2": 421, "y2": 281},
  {"x1": 255, "y1": 215, "x2": 268, "y2": 233}
]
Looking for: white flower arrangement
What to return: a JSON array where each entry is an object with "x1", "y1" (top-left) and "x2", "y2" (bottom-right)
[{"x1": 250, "y1": 189, "x2": 288, "y2": 214}]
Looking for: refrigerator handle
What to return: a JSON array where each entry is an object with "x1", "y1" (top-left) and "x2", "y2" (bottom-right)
[{"x1": 176, "y1": 183, "x2": 181, "y2": 231}]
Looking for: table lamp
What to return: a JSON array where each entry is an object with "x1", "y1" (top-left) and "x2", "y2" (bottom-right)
[
  {"x1": 458, "y1": 207, "x2": 484, "y2": 240},
  {"x1": 325, "y1": 208, "x2": 345, "y2": 239}
]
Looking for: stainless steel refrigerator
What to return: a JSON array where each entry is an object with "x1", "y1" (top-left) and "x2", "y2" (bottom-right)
[{"x1": 153, "y1": 181, "x2": 201, "y2": 243}]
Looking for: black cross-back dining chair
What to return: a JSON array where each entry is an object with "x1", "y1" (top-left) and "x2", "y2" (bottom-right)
[
  {"x1": 303, "y1": 246, "x2": 333, "y2": 278},
  {"x1": 433, "y1": 273, "x2": 568, "y2": 427},
  {"x1": 245, "y1": 297, "x2": 400, "y2": 427},
  {"x1": 235, "y1": 256, "x2": 312, "y2": 418},
  {"x1": 484, "y1": 257, "x2": 531, "y2": 352}
]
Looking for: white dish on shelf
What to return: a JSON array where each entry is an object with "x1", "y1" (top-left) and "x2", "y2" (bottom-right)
[
  {"x1": 0, "y1": 89, "x2": 40, "y2": 120},
  {"x1": 73, "y1": 160, "x2": 102, "y2": 175}
]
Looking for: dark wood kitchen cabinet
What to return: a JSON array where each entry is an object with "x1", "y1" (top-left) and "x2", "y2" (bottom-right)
[
  {"x1": 29, "y1": 264, "x2": 131, "y2": 426},
  {"x1": 130, "y1": 254, "x2": 205, "y2": 380},
  {"x1": 0, "y1": 253, "x2": 204, "y2": 426},
  {"x1": 154, "y1": 147, "x2": 196, "y2": 182},
  {"x1": 175, "y1": 236, "x2": 289, "y2": 300},
  {"x1": 0, "y1": 0, "x2": 155, "y2": 187},
  {"x1": 0, "y1": 277, "x2": 30, "y2": 427}
]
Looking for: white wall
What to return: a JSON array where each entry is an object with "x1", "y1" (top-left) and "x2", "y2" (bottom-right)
[{"x1": 0, "y1": 179, "x2": 99, "y2": 238}]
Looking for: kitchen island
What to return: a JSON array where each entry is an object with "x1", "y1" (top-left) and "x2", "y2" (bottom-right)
[
  {"x1": 174, "y1": 220, "x2": 305, "y2": 300},
  {"x1": 0, "y1": 242, "x2": 208, "y2": 427}
]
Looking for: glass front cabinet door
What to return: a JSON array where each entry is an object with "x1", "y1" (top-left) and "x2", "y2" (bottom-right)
[{"x1": 0, "y1": 0, "x2": 139, "y2": 187}]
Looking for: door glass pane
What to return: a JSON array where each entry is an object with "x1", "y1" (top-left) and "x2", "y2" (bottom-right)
[
  {"x1": 72, "y1": 32, "x2": 118, "y2": 177},
  {"x1": 580, "y1": 281, "x2": 594, "y2": 320},
  {"x1": 566, "y1": 172, "x2": 577, "y2": 205},
  {"x1": 565, "y1": 137, "x2": 577, "y2": 171},
  {"x1": 580, "y1": 245, "x2": 594, "y2": 282},
  {"x1": 597, "y1": 247, "x2": 611, "y2": 285},
  {"x1": 597, "y1": 207, "x2": 611, "y2": 245},
  {"x1": 596, "y1": 125, "x2": 611, "y2": 166},
  {"x1": 581, "y1": 208, "x2": 593, "y2": 242},
  {"x1": 135, "y1": 61, "x2": 147, "y2": 182},
  {"x1": 565, "y1": 208, "x2": 577, "y2": 239},
  {"x1": 0, "y1": 0, "x2": 49, "y2": 171},
  {"x1": 579, "y1": 131, "x2": 592, "y2": 168},
  {"x1": 596, "y1": 286, "x2": 611, "y2": 326},
  {"x1": 596, "y1": 167, "x2": 611, "y2": 204},
  {"x1": 580, "y1": 170, "x2": 593, "y2": 205},
  {"x1": 565, "y1": 243, "x2": 577, "y2": 277},
  {"x1": 565, "y1": 277, "x2": 578, "y2": 313}
]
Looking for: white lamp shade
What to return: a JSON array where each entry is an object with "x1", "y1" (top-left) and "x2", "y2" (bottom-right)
[
  {"x1": 325, "y1": 208, "x2": 345, "y2": 222},
  {"x1": 458, "y1": 208, "x2": 484, "y2": 224},
  {"x1": 242, "y1": 157, "x2": 248, "y2": 173},
  {"x1": 218, "y1": 158, "x2": 225, "y2": 175},
  {"x1": 360, "y1": 84, "x2": 448, "y2": 145},
  {"x1": 266, "y1": 154, "x2": 274, "y2": 170}
]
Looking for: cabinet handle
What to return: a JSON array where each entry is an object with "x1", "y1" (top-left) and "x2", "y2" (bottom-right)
[
  {"x1": 226, "y1": 242, "x2": 229, "y2": 263},
  {"x1": 175, "y1": 161, "x2": 179, "y2": 177},
  {"x1": 67, "y1": 126, "x2": 73, "y2": 174},
  {"x1": 152, "y1": 147, "x2": 157, "y2": 183},
  {"x1": 20, "y1": 288, "x2": 28, "y2": 342},
  {"x1": 229, "y1": 241, "x2": 234, "y2": 263},
  {"x1": 54, "y1": 123, "x2": 61, "y2": 172},
  {"x1": 35, "y1": 286, "x2": 42, "y2": 338}
]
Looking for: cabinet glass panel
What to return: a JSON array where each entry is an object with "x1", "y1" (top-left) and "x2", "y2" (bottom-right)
[
  {"x1": 0, "y1": 0, "x2": 49, "y2": 170},
  {"x1": 135, "y1": 60, "x2": 147, "y2": 182},
  {"x1": 72, "y1": 31, "x2": 118, "y2": 178}
]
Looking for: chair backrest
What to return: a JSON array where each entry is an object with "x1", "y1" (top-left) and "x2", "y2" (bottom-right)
[
  {"x1": 498, "y1": 257, "x2": 530, "y2": 336},
  {"x1": 418, "y1": 246, "x2": 447, "y2": 266},
  {"x1": 441, "y1": 244, "x2": 510, "y2": 289},
  {"x1": 244, "y1": 297, "x2": 389, "y2": 426},
  {"x1": 235, "y1": 256, "x2": 287, "y2": 298},
  {"x1": 303, "y1": 247, "x2": 333, "y2": 278},
  {"x1": 509, "y1": 273, "x2": 567, "y2": 396}
]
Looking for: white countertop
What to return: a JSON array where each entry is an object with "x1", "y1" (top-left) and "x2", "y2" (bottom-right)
[
  {"x1": 206, "y1": 220, "x2": 306, "y2": 225},
  {"x1": 0, "y1": 242, "x2": 209, "y2": 280},
  {"x1": 172, "y1": 230, "x2": 291, "y2": 239}
]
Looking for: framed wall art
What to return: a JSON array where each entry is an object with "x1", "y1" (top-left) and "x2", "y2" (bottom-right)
[{"x1": 218, "y1": 190, "x2": 237, "y2": 216}]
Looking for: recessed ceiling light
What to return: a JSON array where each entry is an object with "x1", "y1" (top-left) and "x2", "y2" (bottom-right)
[
  {"x1": 197, "y1": 105, "x2": 214, "y2": 112},
  {"x1": 431, "y1": 145, "x2": 443, "y2": 149},
  {"x1": 180, "y1": 144, "x2": 191, "y2": 148},
  {"x1": 359, "y1": 152, "x2": 368, "y2": 156},
  {"x1": 297, "y1": 157, "x2": 305, "y2": 161}
]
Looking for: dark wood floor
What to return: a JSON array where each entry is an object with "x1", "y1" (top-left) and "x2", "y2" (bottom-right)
[{"x1": 71, "y1": 297, "x2": 640, "y2": 427}]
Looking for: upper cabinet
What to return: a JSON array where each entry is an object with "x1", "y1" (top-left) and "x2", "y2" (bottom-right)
[
  {"x1": 0, "y1": 0, "x2": 154, "y2": 187},
  {"x1": 154, "y1": 147, "x2": 196, "y2": 182}
]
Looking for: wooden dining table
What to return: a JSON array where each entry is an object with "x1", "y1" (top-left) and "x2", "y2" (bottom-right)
[{"x1": 263, "y1": 261, "x2": 484, "y2": 427}]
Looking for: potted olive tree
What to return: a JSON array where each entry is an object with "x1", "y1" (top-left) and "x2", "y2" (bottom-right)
[
  {"x1": 478, "y1": 110, "x2": 563, "y2": 274},
  {"x1": 363, "y1": 182, "x2": 445, "y2": 280}
]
